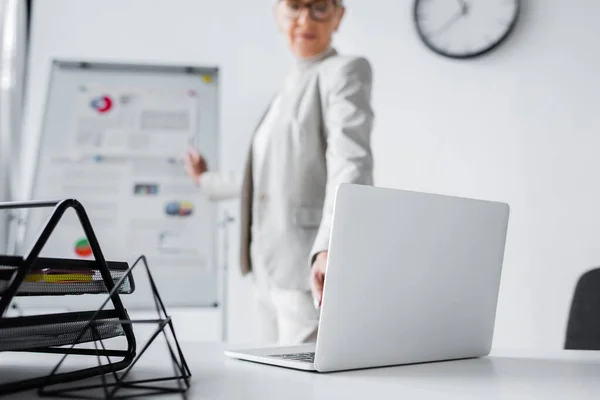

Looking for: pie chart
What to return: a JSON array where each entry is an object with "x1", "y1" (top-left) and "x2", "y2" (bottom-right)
[
  {"x1": 74, "y1": 238, "x2": 93, "y2": 257},
  {"x1": 165, "y1": 201, "x2": 194, "y2": 217},
  {"x1": 90, "y1": 95, "x2": 113, "y2": 113}
]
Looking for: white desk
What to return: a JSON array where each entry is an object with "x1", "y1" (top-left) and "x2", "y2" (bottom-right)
[{"x1": 2, "y1": 342, "x2": 600, "y2": 399}]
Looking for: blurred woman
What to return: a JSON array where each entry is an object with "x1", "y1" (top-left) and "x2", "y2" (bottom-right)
[{"x1": 185, "y1": 0, "x2": 374, "y2": 345}]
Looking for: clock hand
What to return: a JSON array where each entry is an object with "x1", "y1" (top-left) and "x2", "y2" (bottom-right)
[
  {"x1": 431, "y1": 9, "x2": 465, "y2": 37},
  {"x1": 461, "y1": 0, "x2": 470, "y2": 15},
  {"x1": 457, "y1": 0, "x2": 471, "y2": 14}
]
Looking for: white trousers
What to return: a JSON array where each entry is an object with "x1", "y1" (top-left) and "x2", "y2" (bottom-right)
[{"x1": 252, "y1": 276, "x2": 320, "y2": 346}]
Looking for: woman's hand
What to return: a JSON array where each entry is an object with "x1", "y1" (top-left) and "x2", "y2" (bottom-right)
[
  {"x1": 184, "y1": 147, "x2": 208, "y2": 184},
  {"x1": 310, "y1": 251, "x2": 328, "y2": 309}
]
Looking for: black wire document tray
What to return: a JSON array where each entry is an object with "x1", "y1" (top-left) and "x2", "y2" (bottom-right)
[
  {"x1": 0, "y1": 256, "x2": 135, "y2": 296},
  {"x1": 0, "y1": 310, "x2": 125, "y2": 352},
  {"x1": 0, "y1": 199, "x2": 137, "y2": 395}
]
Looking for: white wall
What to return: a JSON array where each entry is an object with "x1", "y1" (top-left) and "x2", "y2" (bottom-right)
[{"x1": 22, "y1": 0, "x2": 600, "y2": 349}]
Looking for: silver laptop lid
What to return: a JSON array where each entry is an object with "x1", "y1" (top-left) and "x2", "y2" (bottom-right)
[{"x1": 314, "y1": 184, "x2": 510, "y2": 372}]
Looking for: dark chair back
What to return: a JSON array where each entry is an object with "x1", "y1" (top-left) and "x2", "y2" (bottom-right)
[{"x1": 565, "y1": 268, "x2": 600, "y2": 350}]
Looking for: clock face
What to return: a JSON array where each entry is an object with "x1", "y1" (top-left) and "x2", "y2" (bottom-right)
[{"x1": 414, "y1": 0, "x2": 520, "y2": 59}]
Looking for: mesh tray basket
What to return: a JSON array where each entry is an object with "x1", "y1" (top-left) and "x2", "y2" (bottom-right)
[
  {"x1": 0, "y1": 310, "x2": 126, "y2": 352},
  {"x1": 0, "y1": 256, "x2": 134, "y2": 296}
]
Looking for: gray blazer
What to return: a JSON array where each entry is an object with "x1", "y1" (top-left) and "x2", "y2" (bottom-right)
[{"x1": 240, "y1": 48, "x2": 374, "y2": 290}]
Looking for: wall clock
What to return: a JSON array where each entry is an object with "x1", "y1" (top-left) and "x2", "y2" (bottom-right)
[{"x1": 414, "y1": 0, "x2": 520, "y2": 59}]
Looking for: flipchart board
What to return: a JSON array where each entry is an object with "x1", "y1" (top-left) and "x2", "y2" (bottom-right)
[{"x1": 17, "y1": 60, "x2": 221, "y2": 310}]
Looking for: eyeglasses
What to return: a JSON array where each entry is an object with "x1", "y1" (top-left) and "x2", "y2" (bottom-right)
[{"x1": 278, "y1": 0, "x2": 342, "y2": 22}]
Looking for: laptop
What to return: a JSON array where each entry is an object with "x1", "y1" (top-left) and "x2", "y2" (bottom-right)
[{"x1": 225, "y1": 183, "x2": 510, "y2": 372}]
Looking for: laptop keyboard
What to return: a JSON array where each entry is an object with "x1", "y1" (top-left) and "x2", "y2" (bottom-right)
[{"x1": 268, "y1": 352, "x2": 315, "y2": 363}]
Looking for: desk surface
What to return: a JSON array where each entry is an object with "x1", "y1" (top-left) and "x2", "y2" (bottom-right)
[{"x1": 3, "y1": 342, "x2": 600, "y2": 399}]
